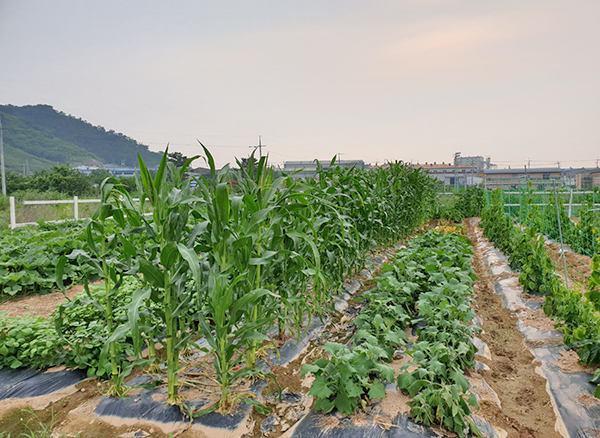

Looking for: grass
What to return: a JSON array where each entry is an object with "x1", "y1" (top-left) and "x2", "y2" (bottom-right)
[{"x1": 0, "y1": 406, "x2": 84, "y2": 438}]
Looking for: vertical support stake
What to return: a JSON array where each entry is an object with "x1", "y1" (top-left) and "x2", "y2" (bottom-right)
[
  {"x1": 553, "y1": 182, "x2": 569, "y2": 289},
  {"x1": 74, "y1": 196, "x2": 79, "y2": 221},
  {"x1": 9, "y1": 196, "x2": 16, "y2": 229}
]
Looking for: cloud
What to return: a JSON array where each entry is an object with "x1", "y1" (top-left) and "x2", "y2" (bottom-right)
[{"x1": 364, "y1": 10, "x2": 554, "y2": 85}]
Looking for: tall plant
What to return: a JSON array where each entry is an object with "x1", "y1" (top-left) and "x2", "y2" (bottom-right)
[
  {"x1": 56, "y1": 178, "x2": 138, "y2": 396},
  {"x1": 131, "y1": 151, "x2": 204, "y2": 405}
]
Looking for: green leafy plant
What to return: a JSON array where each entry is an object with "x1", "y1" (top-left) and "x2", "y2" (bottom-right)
[
  {"x1": 0, "y1": 316, "x2": 62, "y2": 369},
  {"x1": 0, "y1": 222, "x2": 91, "y2": 299},
  {"x1": 586, "y1": 254, "x2": 600, "y2": 311},
  {"x1": 591, "y1": 369, "x2": 600, "y2": 398},
  {"x1": 301, "y1": 342, "x2": 394, "y2": 415},
  {"x1": 408, "y1": 383, "x2": 481, "y2": 438}
]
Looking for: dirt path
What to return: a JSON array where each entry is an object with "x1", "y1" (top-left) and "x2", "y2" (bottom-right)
[
  {"x1": 465, "y1": 218, "x2": 563, "y2": 438},
  {"x1": 0, "y1": 281, "x2": 102, "y2": 319}
]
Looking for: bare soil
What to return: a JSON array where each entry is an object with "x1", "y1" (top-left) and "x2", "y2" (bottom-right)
[
  {"x1": 552, "y1": 349, "x2": 597, "y2": 374},
  {"x1": 0, "y1": 280, "x2": 103, "y2": 319},
  {"x1": 545, "y1": 240, "x2": 592, "y2": 289},
  {"x1": 465, "y1": 218, "x2": 563, "y2": 438}
]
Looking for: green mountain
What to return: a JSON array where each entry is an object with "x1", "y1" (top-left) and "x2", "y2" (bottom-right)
[{"x1": 0, "y1": 104, "x2": 163, "y2": 173}]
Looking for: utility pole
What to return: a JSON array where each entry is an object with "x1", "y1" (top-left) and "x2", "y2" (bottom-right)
[
  {"x1": 249, "y1": 135, "x2": 266, "y2": 158},
  {"x1": 527, "y1": 158, "x2": 531, "y2": 169},
  {"x1": 0, "y1": 116, "x2": 6, "y2": 196}
]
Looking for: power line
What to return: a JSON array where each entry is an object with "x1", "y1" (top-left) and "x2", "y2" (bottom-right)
[{"x1": 248, "y1": 136, "x2": 266, "y2": 158}]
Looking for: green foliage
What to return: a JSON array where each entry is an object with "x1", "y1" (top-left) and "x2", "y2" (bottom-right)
[
  {"x1": 571, "y1": 192, "x2": 600, "y2": 256},
  {"x1": 0, "y1": 277, "x2": 143, "y2": 373},
  {"x1": 0, "y1": 315, "x2": 63, "y2": 369},
  {"x1": 438, "y1": 188, "x2": 485, "y2": 222},
  {"x1": 516, "y1": 188, "x2": 599, "y2": 258},
  {"x1": 392, "y1": 231, "x2": 481, "y2": 437},
  {"x1": 517, "y1": 229, "x2": 559, "y2": 296},
  {"x1": 408, "y1": 384, "x2": 481, "y2": 438},
  {"x1": 480, "y1": 189, "x2": 515, "y2": 254},
  {"x1": 6, "y1": 166, "x2": 92, "y2": 197},
  {"x1": 31, "y1": 165, "x2": 91, "y2": 196},
  {"x1": 55, "y1": 277, "x2": 143, "y2": 382},
  {"x1": 0, "y1": 148, "x2": 439, "y2": 415},
  {"x1": 481, "y1": 190, "x2": 600, "y2": 398},
  {"x1": 88, "y1": 169, "x2": 112, "y2": 186},
  {"x1": 354, "y1": 286, "x2": 411, "y2": 360},
  {"x1": 0, "y1": 111, "x2": 101, "y2": 173},
  {"x1": 0, "y1": 222, "x2": 91, "y2": 299},
  {"x1": 481, "y1": 189, "x2": 559, "y2": 296},
  {"x1": 301, "y1": 342, "x2": 394, "y2": 415},
  {"x1": 302, "y1": 230, "x2": 481, "y2": 436},
  {"x1": 167, "y1": 151, "x2": 191, "y2": 168},
  {"x1": 588, "y1": 255, "x2": 600, "y2": 311},
  {"x1": 123, "y1": 150, "x2": 204, "y2": 405},
  {"x1": 543, "y1": 282, "x2": 600, "y2": 364}
]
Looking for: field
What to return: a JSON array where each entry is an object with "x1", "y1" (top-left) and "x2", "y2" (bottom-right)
[{"x1": 0, "y1": 155, "x2": 599, "y2": 438}]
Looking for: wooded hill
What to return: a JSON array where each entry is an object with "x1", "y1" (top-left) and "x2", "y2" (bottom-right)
[{"x1": 0, "y1": 104, "x2": 163, "y2": 173}]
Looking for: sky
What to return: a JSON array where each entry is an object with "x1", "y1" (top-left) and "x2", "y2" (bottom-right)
[{"x1": 1, "y1": 0, "x2": 599, "y2": 169}]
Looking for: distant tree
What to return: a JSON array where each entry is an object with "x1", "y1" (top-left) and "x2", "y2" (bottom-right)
[
  {"x1": 89, "y1": 168, "x2": 112, "y2": 186},
  {"x1": 167, "y1": 151, "x2": 190, "y2": 168},
  {"x1": 116, "y1": 176, "x2": 138, "y2": 194},
  {"x1": 239, "y1": 157, "x2": 250, "y2": 171},
  {"x1": 32, "y1": 165, "x2": 91, "y2": 196},
  {"x1": 5, "y1": 171, "x2": 32, "y2": 194}
]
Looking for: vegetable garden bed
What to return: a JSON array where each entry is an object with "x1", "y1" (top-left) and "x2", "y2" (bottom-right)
[
  {"x1": 1, "y1": 225, "x2": 582, "y2": 438},
  {"x1": 3, "y1": 151, "x2": 597, "y2": 437}
]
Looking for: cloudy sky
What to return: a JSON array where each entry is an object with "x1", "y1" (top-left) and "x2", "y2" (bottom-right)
[{"x1": 1, "y1": 1, "x2": 599, "y2": 169}]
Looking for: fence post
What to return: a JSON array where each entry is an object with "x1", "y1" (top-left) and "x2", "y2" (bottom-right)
[
  {"x1": 9, "y1": 196, "x2": 16, "y2": 229},
  {"x1": 567, "y1": 189, "x2": 573, "y2": 218},
  {"x1": 73, "y1": 196, "x2": 79, "y2": 221}
]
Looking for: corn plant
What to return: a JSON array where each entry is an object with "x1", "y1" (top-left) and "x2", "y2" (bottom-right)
[
  {"x1": 197, "y1": 269, "x2": 276, "y2": 414},
  {"x1": 129, "y1": 151, "x2": 204, "y2": 405},
  {"x1": 56, "y1": 178, "x2": 137, "y2": 396}
]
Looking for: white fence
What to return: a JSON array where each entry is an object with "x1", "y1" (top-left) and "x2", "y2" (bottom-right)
[
  {"x1": 8, "y1": 196, "x2": 149, "y2": 229},
  {"x1": 8, "y1": 196, "x2": 101, "y2": 229},
  {"x1": 501, "y1": 190, "x2": 600, "y2": 218}
]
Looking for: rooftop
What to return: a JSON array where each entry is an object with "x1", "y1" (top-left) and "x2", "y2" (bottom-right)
[{"x1": 484, "y1": 167, "x2": 561, "y2": 174}]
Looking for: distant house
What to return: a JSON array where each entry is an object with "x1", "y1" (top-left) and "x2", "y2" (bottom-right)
[
  {"x1": 576, "y1": 168, "x2": 600, "y2": 190},
  {"x1": 483, "y1": 168, "x2": 562, "y2": 190},
  {"x1": 411, "y1": 162, "x2": 482, "y2": 187},
  {"x1": 73, "y1": 164, "x2": 157, "y2": 177}
]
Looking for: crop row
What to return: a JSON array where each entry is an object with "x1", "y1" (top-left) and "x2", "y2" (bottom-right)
[
  {"x1": 0, "y1": 149, "x2": 437, "y2": 413},
  {"x1": 303, "y1": 230, "x2": 482, "y2": 438},
  {"x1": 480, "y1": 189, "x2": 600, "y2": 396},
  {"x1": 0, "y1": 221, "x2": 94, "y2": 298},
  {"x1": 510, "y1": 187, "x2": 599, "y2": 257}
]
